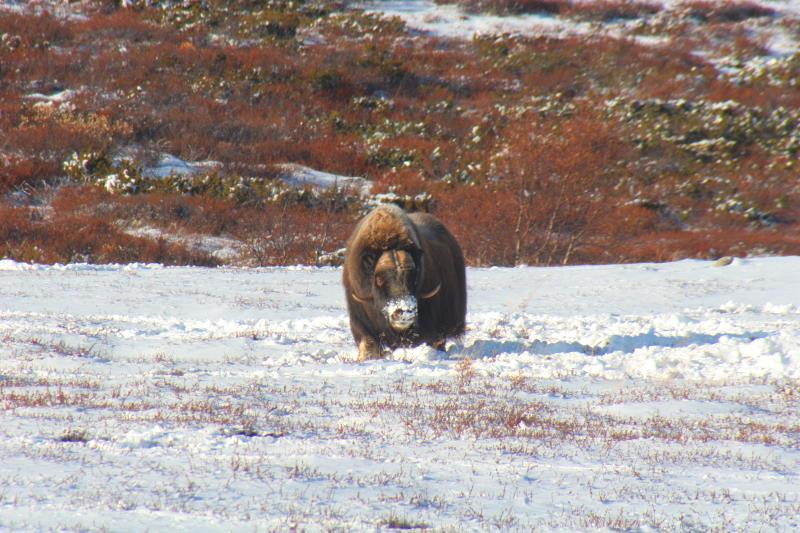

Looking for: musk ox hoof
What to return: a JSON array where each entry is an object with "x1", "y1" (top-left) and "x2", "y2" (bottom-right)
[{"x1": 429, "y1": 338, "x2": 446, "y2": 352}]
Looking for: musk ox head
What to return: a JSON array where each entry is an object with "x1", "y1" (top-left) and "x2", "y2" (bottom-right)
[
  {"x1": 345, "y1": 205, "x2": 440, "y2": 334},
  {"x1": 352, "y1": 248, "x2": 440, "y2": 332}
]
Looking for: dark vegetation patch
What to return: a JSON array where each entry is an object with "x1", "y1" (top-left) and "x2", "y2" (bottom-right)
[
  {"x1": 434, "y1": 0, "x2": 663, "y2": 19},
  {"x1": 1, "y1": 0, "x2": 799, "y2": 266},
  {"x1": 680, "y1": 0, "x2": 775, "y2": 23}
]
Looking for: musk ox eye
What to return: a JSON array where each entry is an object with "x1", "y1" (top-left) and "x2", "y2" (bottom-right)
[
  {"x1": 362, "y1": 254, "x2": 377, "y2": 272},
  {"x1": 411, "y1": 250, "x2": 423, "y2": 270}
]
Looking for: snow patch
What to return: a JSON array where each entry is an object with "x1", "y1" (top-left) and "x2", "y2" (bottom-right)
[
  {"x1": 0, "y1": 259, "x2": 164, "y2": 271},
  {"x1": 358, "y1": 0, "x2": 593, "y2": 39},
  {"x1": 24, "y1": 89, "x2": 77, "y2": 105},
  {"x1": 116, "y1": 425, "x2": 173, "y2": 449},
  {"x1": 139, "y1": 153, "x2": 222, "y2": 179},
  {"x1": 275, "y1": 163, "x2": 372, "y2": 195}
]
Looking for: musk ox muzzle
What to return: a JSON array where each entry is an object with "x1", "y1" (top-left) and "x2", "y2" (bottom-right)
[
  {"x1": 383, "y1": 295, "x2": 417, "y2": 332},
  {"x1": 342, "y1": 204, "x2": 467, "y2": 361}
]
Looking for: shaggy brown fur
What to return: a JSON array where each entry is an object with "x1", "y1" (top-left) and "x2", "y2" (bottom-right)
[{"x1": 343, "y1": 204, "x2": 467, "y2": 361}]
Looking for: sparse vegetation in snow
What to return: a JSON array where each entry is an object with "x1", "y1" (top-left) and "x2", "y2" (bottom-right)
[{"x1": 0, "y1": 258, "x2": 799, "y2": 530}]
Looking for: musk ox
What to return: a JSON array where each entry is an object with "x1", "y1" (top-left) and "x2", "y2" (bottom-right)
[{"x1": 342, "y1": 204, "x2": 467, "y2": 361}]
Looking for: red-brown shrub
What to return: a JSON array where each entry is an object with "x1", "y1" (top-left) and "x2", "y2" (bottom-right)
[
  {"x1": 435, "y1": 184, "x2": 517, "y2": 266},
  {"x1": 43, "y1": 188, "x2": 356, "y2": 266},
  {"x1": 72, "y1": 8, "x2": 173, "y2": 44},
  {"x1": 0, "y1": 10, "x2": 74, "y2": 48},
  {"x1": 609, "y1": 229, "x2": 800, "y2": 263},
  {"x1": 487, "y1": 106, "x2": 633, "y2": 265},
  {"x1": 235, "y1": 203, "x2": 354, "y2": 266},
  {"x1": 1, "y1": 2, "x2": 797, "y2": 266},
  {"x1": 0, "y1": 157, "x2": 60, "y2": 193},
  {"x1": 1, "y1": 188, "x2": 218, "y2": 265}
]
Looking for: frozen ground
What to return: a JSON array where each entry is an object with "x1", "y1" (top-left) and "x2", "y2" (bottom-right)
[
  {"x1": 1, "y1": 257, "x2": 799, "y2": 531},
  {"x1": 359, "y1": 0, "x2": 594, "y2": 40},
  {"x1": 359, "y1": 0, "x2": 800, "y2": 56}
]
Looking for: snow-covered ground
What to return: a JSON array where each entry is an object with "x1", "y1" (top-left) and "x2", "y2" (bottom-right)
[
  {"x1": 1, "y1": 257, "x2": 799, "y2": 530},
  {"x1": 359, "y1": 0, "x2": 800, "y2": 56},
  {"x1": 275, "y1": 163, "x2": 373, "y2": 195},
  {"x1": 360, "y1": 0, "x2": 594, "y2": 40}
]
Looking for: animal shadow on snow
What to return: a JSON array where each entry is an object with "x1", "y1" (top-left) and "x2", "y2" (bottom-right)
[{"x1": 455, "y1": 330, "x2": 769, "y2": 359}]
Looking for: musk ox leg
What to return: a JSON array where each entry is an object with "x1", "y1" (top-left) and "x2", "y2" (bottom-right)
[
  {"x1": 429, "y1": 338, "x2": 447, "y2": 352},
  {"x1": 357, "y1": 336, "x2": 382, "y2": 362}
]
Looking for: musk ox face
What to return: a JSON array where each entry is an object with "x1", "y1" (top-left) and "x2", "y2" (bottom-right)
[{"x1": 353, "y1": 248, "x2": 440, "y2": 333}]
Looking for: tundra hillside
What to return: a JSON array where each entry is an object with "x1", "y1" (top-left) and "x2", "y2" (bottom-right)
[{"x1": 1, "y1": 0, "x2": 799, "y2": 266}]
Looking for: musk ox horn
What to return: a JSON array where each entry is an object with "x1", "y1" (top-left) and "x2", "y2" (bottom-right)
[
  {"x1": 351, "y1": 291, "x2": 374, "y2": 303},
  {"x1": 419, "y1": 283, "x2": 441, "y2": 300}
]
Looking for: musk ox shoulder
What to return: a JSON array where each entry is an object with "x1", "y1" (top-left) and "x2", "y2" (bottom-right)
[{"x1": 342, "y1": 204, "x2": 467, "y2": 361}]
